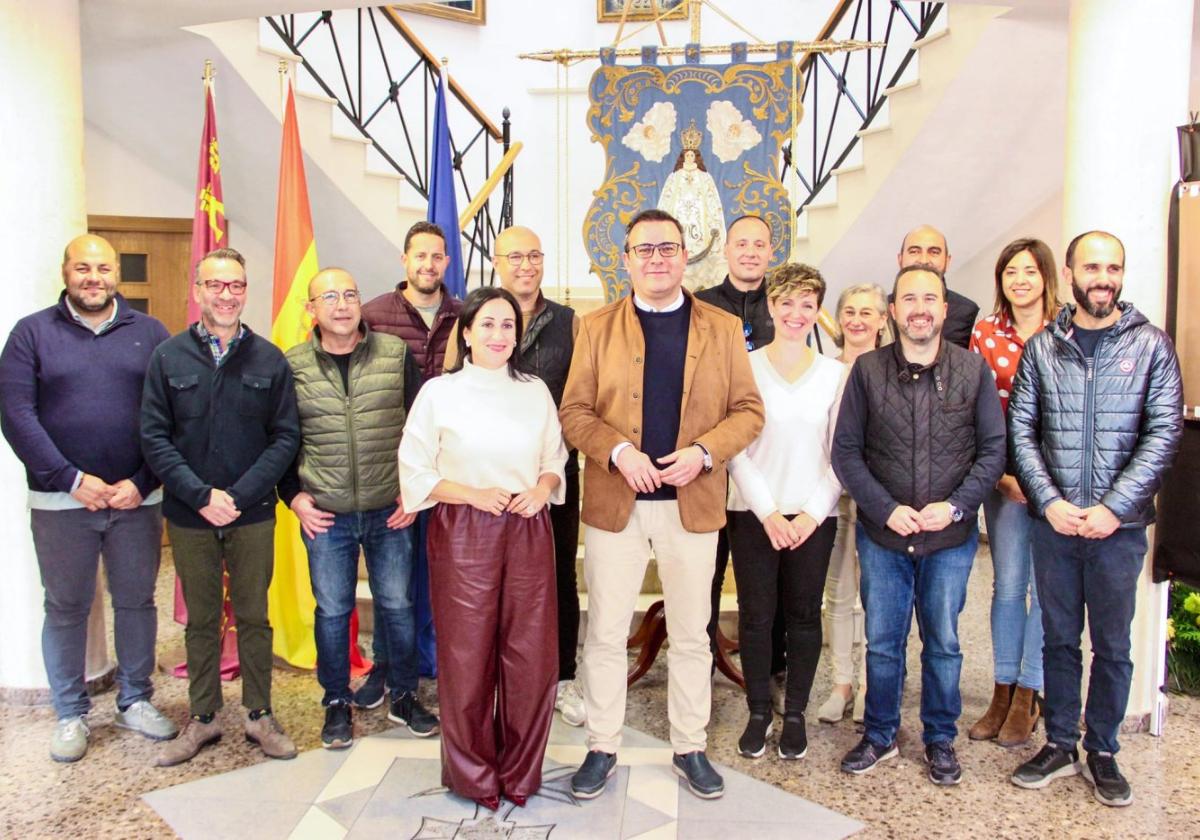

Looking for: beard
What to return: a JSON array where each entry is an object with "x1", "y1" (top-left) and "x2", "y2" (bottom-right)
[
  {"x1": 1071, "y1": 278, "x2": 1120, "y2": 319},
  {"x1": 407, "y1": 272, "x2": 443, "y2": 295},
  {"x1": 68, "y1": 286, "x2": 115, "y2": 313}
]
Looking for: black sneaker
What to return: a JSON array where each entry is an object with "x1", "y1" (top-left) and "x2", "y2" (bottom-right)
[
  {"x1": 1011, "y1": 742, "x2": 1081, "y2": 790},
  {"x1": 321, "y1": 701, "x2": 353, "y2": 750},
  {"x1": 924, "y1": 740, "x2": 961, "y2": 785},
  {"x1": 352, "y1": 665, "x2": 387, "y2": 710},
  {"x1": 571, "y1": 750, "x2": 617, "y2": 800},
  {"x1": 1082, "y1": 751, "x2": 1133, "y2": 807},
  {"x1": 737, "y1": 712, "x2": 772, "y2": 758},
  {"x1": 672, "y1": 751, "x2": 724, "y2": 799},
  {"x1": 778, "y1": 715, "x2": 808, "y2": 760},
  {"x1": 840, "y1": 736, "x2": 898, "y2": 774},
  {"x1": 388, "y1": 691, "x2": 439, "y2": 737}
]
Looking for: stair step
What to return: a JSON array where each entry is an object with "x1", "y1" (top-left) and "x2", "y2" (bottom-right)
[
  {"x1": 883, "y1": 77, "x2": 921, "y2": 97},
  {"x1": 911, "y1": 27, "x2": 950, "y2": 50},
  {"x1": 257, "y1": 44, "x2": 301, "y2": 63}
]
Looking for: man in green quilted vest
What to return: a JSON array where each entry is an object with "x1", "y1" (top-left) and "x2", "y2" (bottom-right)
[{"x1": 279, "y1": 267, "x2": 439, "y2": 749}]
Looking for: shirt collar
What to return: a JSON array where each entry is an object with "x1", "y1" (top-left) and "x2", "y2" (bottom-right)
[
  {"x1": 65, "y1": 296, "x2": 118, "y2": 334},
  {"x1": 632, "y1": 291, "x2": 685, "y2": 313}
]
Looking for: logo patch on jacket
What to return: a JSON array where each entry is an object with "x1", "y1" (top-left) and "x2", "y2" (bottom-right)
[{"x1": 1118, "y1": 359, "x2": 1134, "y2": 373}]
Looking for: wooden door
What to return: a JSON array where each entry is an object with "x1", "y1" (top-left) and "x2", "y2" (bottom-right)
[{"x1": 87, "y1": 215, "x2": 192, "y2": 336}]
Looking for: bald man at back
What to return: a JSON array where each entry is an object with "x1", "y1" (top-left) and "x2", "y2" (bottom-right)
[{"x1": 898, "y1": 225, "x2": 980, "y2": 348}]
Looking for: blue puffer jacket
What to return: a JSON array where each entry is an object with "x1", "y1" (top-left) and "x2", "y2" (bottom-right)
[{"x1": 1008, "y1": 302, "x2": 1183, "y2": 527}]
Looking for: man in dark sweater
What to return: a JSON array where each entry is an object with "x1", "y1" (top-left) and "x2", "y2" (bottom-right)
[
  {"x1": 695, "y1": 214, "x2": 786, "y2": 706},
  {"x1": 0, "y1": 234, "x2": 173, "y2": 763},
  {"x1": 141, "y1": 247, "x2": 300, "y2": 767},
  {"x1": 898, "y1": 225, "x2": 980, "y2": 349},
  {"x1": 358, "y1": 220, "x2": 461, "y2": 698},
  {"x1": 833, "y1": 264, "x2": 1005, "y2": 786}
]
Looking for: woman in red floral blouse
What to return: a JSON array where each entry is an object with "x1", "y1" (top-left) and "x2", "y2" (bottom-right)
[{"x1": 968, "y1": 238, "x2": 1062, "y2": 747}]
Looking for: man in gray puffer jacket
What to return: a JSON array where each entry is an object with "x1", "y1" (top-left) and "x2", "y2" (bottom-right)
[{"x1": 1008, "y1": 231, "x2": 1182, "y2": 808}]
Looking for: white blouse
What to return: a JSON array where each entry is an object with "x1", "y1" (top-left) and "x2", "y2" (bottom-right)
[
  {"x1": 399, "y1": 361, "x2": 568, "y2": 513},
  {"x1": 727, "y1": 349, "x2": 846, "y2": 522}
]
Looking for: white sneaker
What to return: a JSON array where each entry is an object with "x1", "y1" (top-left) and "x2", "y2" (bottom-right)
[
  {"x1": 817, "y1": 689, "x2": 854, "y2": 723},
  {"x1": 50, "y1": 716, "x2": 90, "y2": 763},
  {"x1": 555, "y1": 679, "x2": 586, "y2": 727},
  {"x1": 115, "y1": 699, "x2": 179, "y2": 741}
]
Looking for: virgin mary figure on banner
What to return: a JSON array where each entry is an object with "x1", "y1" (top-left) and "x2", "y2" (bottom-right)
[{"x1": 585, "y1": 42, "x2": 799, "y2": 300}]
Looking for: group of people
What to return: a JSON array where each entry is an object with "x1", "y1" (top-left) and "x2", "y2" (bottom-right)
[{"x1": 0, "y1": 208, "x2": 1181, "y2": 814}]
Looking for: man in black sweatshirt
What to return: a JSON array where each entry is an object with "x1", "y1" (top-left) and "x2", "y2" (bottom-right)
[{"x1": 141, "y1": 247, "x2": 300, "y2": 767}]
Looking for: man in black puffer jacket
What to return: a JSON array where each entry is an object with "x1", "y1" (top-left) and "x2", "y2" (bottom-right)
[{"x1": 1008, "y1": 231, "x2": 1182, "y2": 808}]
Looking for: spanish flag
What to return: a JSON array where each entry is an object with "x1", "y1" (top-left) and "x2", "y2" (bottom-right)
[{"x1": 267, "y1": 77, "x2": 318, "y2": 667}]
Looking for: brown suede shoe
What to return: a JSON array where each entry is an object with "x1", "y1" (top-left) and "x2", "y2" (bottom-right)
[
  {"x1": 997, "y1": 686, "x2": 1041, "y2": 747},
  {"x1": 155, "y1": 718, "x2": 221, "y2": 767},
  {"x1": 244, "y1": 712, "x2": 298, "y2": 760},
  {"x1": 968, "y1": 682, "x2": 1014, "y2": 740}
]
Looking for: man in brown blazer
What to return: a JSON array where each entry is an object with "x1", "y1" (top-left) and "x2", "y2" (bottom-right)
[{"x1": 560, "y1": 208, "x2": 764, "y2": 801}]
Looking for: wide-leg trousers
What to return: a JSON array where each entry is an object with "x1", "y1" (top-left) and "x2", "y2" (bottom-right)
[{"x1": 427, "y1": 503, "x2": 557, "y2": 800}]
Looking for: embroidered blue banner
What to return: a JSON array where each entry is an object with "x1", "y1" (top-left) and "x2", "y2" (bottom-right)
[{"x1": 584, "y1": 43, "x2": 799, "y2": 301}]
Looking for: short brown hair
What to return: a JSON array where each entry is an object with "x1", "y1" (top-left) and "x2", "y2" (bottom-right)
[
  {"x1": 624, "y1": 209, "x2": 684, "y2": 252},
  {"x1": 404, "y1": 221, "x2": 446, "y2": 253},
  {"x1": 766, "y1": 263, "x2": 826, "y2": 307},
  {"x1": 194, "y1": 247, "x2": 245, "y2": 283}
]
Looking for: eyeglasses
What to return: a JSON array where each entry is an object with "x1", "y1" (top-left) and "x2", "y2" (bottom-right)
[
  {"x1": 498, "y1": 251, "x2": 544, "y2": 267},
  {"x1": 198, "y1": 279, "x2": 247, "y2": 295},
  {"x1": 628, "y1": 242, "x2": 682, "y2": 260},
  {"x1": 309, "y1": 289, "x2": 361, "y2": 306},
  {"x1": 744, "y1": 321, "x2": 755, "y2": 352}
]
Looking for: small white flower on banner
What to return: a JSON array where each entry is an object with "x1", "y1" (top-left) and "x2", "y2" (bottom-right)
[
  {"x1": 621, "y1": 101, "x2": 678, "y2": 163},
  {"x1": 706, "y1": 100, "x2": 762, "y2": 163}
]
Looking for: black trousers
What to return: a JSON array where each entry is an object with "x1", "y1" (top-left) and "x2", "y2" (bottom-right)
[
  {"x1": 728, "y1": 512, "x2": 838, "y2": 715},
  {"x1": 709, "y1": 523, "x2": 787, "y2": 674},
  {"x1": 550, "y1": 467, "x2": 581, "y2": 681}
]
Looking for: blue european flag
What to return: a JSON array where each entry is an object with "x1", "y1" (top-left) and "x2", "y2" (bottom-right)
[{"x1": 429, "y1": 69, "x2": 465, "y2": 299}]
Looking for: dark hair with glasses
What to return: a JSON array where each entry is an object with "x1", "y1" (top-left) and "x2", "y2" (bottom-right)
[
  {"x1": 194, "y1": 247, "x2": 245, "y2": 284},
  {"x1": 446, "y1": 286, "x2": 530, "y2": 381},
  {"x1": 623, "y1": 208, "x2": 685, "y2": 253}
]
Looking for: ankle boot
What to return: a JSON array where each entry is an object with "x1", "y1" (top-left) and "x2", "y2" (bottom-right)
[
  {"x1": 997, "y1": 686, "x2": 1040, "y2": 747},
  {"x1": 968, "y1": 682, "x2": 1014, "y2": 741}
]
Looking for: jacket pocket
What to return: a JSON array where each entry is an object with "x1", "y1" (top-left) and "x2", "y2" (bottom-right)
[
  {"x1": 167, "y1": 374, "x2": 204, "y2": 419},
  {"x1": 240, "y1": 374, "x2": 272, "y2": 418}
]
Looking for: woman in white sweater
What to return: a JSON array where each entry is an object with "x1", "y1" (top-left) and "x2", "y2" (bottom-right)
[
  {"x1": 399, "y1": 287, "x2": 567, "y2": 812},
  {"x1": 727, "y1": 264, "x2": 846, "y2": 761}
]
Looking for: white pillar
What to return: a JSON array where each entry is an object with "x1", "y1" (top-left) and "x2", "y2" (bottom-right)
[
  {"x1": 0, "y1": 0, "x2": 88, "y2": 701},
  {"x1": 1061, "y1": 0, "x2": 1196, "y2": 732}
]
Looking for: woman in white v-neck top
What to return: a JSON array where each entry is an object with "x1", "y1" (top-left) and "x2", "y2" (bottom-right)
[{"x1": 726, "y1": 263, "x2": 847, "y2": 761}]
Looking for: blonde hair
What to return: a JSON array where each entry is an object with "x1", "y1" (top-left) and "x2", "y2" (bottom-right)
[
  {"x1": 766, "y1": 262, "x2": 826, "y2": 306},
  {"x1": 833, "y1": 283, "x2": 892, "y2": 349}
]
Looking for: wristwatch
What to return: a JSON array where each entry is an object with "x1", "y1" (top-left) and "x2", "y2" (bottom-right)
[
  {"x1": 692, "y1": 442, "x2": 713, "y2": 473},
  {"x1": 948, "y1": 503, "x2": 964, "y2": 523}
]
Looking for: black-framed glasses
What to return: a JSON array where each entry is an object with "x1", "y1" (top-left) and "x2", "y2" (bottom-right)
[
  {"x1": 628, "y1": 242, "x2": 682, "y2": 260},
  {"x1": 498, "y1": 250, "x2": 544, "y2": 266},
  {"x1": 744, "y1": 321, "x2": 755, "y2": 351},
  {"x1": 198, "y1": 279, "x2": 247, "y2": 295},
  {"x1": 309, "y1": 289, "x2": 361, "y2": 306}
]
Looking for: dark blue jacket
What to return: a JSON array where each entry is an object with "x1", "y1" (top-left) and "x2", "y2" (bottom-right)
[
  {"x1": 0, "y1": 293, "x2": 169, "y2": 495},
  {"x1": 140, "y1": 324, "x2": 300, "y2": 529},
  {"x1": 1008, "y1": 303, "x2": 1183, "y2": 527}
]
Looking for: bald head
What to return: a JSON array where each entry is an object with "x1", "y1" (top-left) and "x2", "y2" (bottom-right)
[
  {"x1": 898, "y1": 224, "x2": 951, "y2": 274},
  {"x1": 307, "y1": 267, "x2": 356, "y2": 299},
  {"x1": 61, "y1": 234, "x2": 118, "y2": 317},
  {"x1": 494, "y1": 225, "x2": 544, "y2": 304},
  {"x1": 306, "y1": 267, "x2": 363, "y2": 343}
]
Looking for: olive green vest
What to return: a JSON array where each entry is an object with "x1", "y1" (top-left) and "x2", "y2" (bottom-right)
[{"x1": 285, "y1": 327, "x2": 408, "y2": 513}]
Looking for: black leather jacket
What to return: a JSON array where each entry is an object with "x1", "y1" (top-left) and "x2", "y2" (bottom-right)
[{"x1": 1008, "y1": 303, "x2": 1183, "y2": 527}]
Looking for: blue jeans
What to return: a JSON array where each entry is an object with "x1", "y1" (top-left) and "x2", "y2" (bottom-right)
[
  {"x1": 304, "y1": 506, "x2": 417, "y2": 705},
  {"x1": 982, "y1": 489, "x2": 1043, "y2": 691},
  {"x1": 31, "y1": 506, "x2": 163, "y2": 719},
  {"x1": 1031, "y1": 519, "x2": 1146, "y2": 755},
  {"x1": 370, "y1": 508, "x2": 437, "y2": 679},
  {"x1": 858, "y1": 523, "x2": 977, "y2": 746}
]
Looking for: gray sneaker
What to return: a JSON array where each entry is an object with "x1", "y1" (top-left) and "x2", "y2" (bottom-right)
[
  {"x1": 115, "y1": 700, "x2": 179, "y2": 741},
  {"x1": 50, "y1": 716, "x2": 90, "y2": 763}
]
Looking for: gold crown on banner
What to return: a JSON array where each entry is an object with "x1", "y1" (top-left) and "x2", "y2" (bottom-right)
[{"x1": 680, "y1": 119, "x2": 702, "y2": 152}]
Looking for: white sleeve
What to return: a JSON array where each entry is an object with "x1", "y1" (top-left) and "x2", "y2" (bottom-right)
[
  {"x1": 538, "y1": 385, "x2": 569, "y2": 504},
  {"x1": 727, "y1": 447, "x2": 778, "y2": 522},
  {"x1": 398, "y1": 385, "x2": 442, "y2": 513}
]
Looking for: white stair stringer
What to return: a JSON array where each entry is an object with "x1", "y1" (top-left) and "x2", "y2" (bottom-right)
[
  {"x1": 792, "y1": 4, "x2": 1006, "y2": 266},
  {"x1": 186, "y1": 17, "x2": 426, "y2": 252}
]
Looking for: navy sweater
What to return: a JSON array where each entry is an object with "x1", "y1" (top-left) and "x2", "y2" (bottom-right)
[
  {"x1": 140, "y1": 324, "x2": 300, "y2": 529},
  {"x1": 635, "y1": 299, "x2": 690, "y2": 501},
  {"x1": 0, "y1": 293, "x2": 169, "y2": 495}
]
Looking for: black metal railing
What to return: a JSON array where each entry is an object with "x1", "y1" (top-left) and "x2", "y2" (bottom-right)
[
  {"x1": 783, "y1": 0, "x2": 945, "y2": 215},
  {"x1": 263, "y1": 7, "x2": 514, "y2": 286}
]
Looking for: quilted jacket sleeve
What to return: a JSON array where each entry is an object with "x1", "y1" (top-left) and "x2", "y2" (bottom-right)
[{"x1": 1008, "y1": 336, "x2": 1061, "y2": 516}]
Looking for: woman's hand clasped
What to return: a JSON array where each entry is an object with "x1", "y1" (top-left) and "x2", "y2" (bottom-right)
[
  {"x1": 508, "y1": 485, "x2": 551, "y2": 518},
  {"x1": 469, "y1": 487, "x2": 512, "y2": 516}
]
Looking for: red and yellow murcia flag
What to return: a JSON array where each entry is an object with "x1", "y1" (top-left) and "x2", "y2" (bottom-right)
[{"x1": 267, "y1": 78, "x2": 320, "y2": 668}]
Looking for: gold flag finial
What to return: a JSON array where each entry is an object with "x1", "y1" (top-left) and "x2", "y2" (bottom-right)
[{"x1": 203, "y1": 59, "x2": 214, "y2": 83}]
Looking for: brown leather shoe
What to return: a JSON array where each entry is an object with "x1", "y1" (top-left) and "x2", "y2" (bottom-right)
[
  {"x1": 155, "y1": 718, "x2": 221, "y2": 767},
  {"x1": 244, "y1": 712, "x2": 298, "y2": 760},
  {"x1": 997, "y1": 686, "x2": 1040, "y2": 747},
  {"x1": 968, "y1": 682, "x2": 1014, "y2": 741}
]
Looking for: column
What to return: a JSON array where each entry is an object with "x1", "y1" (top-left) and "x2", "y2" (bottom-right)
[
  {"x1": 1061, "y1": 0, "x2": 1196, "y2": 732},
  {"x1": 0, "y1": 0, "x2": 88, "y2": 701}
]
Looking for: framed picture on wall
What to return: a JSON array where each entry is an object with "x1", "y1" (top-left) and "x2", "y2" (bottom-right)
[
  {"x1": 597, "y1": 0, "x2": 688, "y2": 24},
  {"x1": 398, "y1": 1, "x2": 486, "y2": 25}
]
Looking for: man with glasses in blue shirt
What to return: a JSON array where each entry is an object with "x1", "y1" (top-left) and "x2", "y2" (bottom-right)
[{"x1": 560, "y1": 208, "x2": 763, "y2": 801}]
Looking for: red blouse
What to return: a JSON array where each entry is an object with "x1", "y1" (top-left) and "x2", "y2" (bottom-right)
[{"x1": 969, "y1": 314, "x2": 1044, "y2": 415}]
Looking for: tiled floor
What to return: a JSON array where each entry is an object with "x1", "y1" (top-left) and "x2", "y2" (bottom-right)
[{"x1": 1, "y1": 543, "x2": 1199, "y2": 838}]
